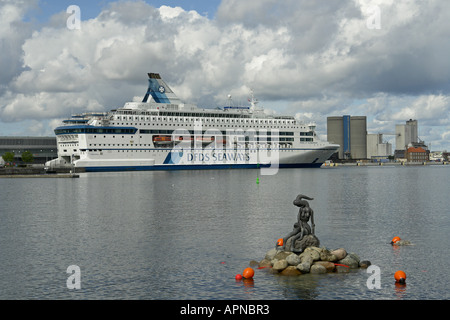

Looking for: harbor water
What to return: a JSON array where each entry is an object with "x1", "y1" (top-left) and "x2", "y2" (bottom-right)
[{"x1": 0, "y1": 165, "x2": 449, "y2": 300}]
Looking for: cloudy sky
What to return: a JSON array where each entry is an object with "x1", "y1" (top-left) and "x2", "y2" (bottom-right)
[{"x1": 1, "y1": 0, "x2": 449, "y2": 151}]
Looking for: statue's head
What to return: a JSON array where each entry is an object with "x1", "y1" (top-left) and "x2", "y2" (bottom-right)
[
  {"x1": 293, "y1": 199, "x2": 310, "y2": 208},
  {"x1": 293, "y1": 194, "x2": 313, "y2": 207}
]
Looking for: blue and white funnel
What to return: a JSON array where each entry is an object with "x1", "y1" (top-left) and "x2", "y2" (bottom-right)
[{"x1": 142, "y1": 73, "x2": 181, "y2": 104}]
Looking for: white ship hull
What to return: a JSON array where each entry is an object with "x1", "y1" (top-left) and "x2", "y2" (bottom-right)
[{"x1": 72, "y1": 145, "x2": 337, "y2": 171}]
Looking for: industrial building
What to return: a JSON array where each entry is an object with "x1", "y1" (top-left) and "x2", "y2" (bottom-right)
[
  {"x1": 326, "y1": 116, "x2": 435, "y2": 161},
  {"x1": 367, "y1": 134, "x2": 392, "y2": 159},
  {"x1": 396, "y1": 119, "x2": 419, "y2": 150},
  {"x1": 327, "y1": 115, "x2": 367, "y2": 160},
  {"x1": 394, "y1": 119, "x2": 428, "y2": 161},
  {"x1": 0, "y1": 136, "x2": 57, "y2": 165}
]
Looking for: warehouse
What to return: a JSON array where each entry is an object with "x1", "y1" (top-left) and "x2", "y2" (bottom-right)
[{"x1": 0, "y1": 136, "x2": 57, "y2": 165}]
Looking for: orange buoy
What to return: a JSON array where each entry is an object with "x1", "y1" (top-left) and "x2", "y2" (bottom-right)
[
  {"x1": 277, "y1": 238, "x2": 284, "y2": 246},
  {"x1": 391, "y1": 236, "x2": 401, "y2": 245},
  {"x1": 235, "y1": 274, "x2": 243, "y2": 280},
  {"x1": 394, "y1": 270, "x2": 406, "y2": 284},
  {"x1": 242, "y1": 267, "x2": 255, "y2": 279}
]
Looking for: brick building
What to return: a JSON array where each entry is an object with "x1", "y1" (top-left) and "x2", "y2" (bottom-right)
[{"x1": 405, "y1": 146, "x2": 428, "y2": 162}]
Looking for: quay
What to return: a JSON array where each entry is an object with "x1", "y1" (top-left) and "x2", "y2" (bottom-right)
[
  {"x1": 322, "y1": 161, "x2": 449, "y2": 167},
  {"x1": 0, "y1": 166, "x2": 84, "y2": 178},
  {"x1": 0, "y1": 174, "x2": 79, "y2": 178}
]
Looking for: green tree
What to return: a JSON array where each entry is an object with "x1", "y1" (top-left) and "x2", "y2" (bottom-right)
[
  {"x1": 21, "y1": 150, "x2": 34, "y2": 163},
  {"x1": 2, "y1": 152, "x2": 15, "y2": 165}
]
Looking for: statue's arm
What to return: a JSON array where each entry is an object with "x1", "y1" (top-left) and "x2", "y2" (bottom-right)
[{"x1": 295, "y1": 194, "x2": 314, "y2": 200}]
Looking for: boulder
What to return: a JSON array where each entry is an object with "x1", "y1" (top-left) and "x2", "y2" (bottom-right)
[
  {"x1": 286, "y1": 253, "x2": 301, "y2": 266},
  {"x1": 265, "y1": 248, "x2": 278, "y2": 261},
  {"x1": 313, "y1": 261, "x2": 335, "y2": 272},
  {"x1": 337, "y1": 255, "x2": 359, "y2": 269},
  {"x1": 296, "y1": 262, "x2": 310, "y2": 273},
  {"x1": 274, "y1": 251, "x2": 292, "y2": 261},
  {"x1": 258, "y1": 259, "x2": 272, "y2": 268},
  {"x1": 273, "y1": 259, "x2": 288, "y2": 272},
  {"x1": 280, "y1": 266, "x2": 302, "y2": 276},
  {"x1": 249, "y1": 260, "x2": 259, "y2": 267},
  {"x1": 310, "y1": 264, "x2": 327, "y2": 274},
  {"x1": 296, "y1": 254, "x2": 313, "y2": 273},
  {"x1": 330, "y1": 248, "x2": 347, "y2": 260},
  {"x1": 302, "y1": 247, "x2": 321, "y2": 261},
  {"x1": 320, "y1": 249, "x2": 338, "y2": 262},
  {"x1": 347, "y1": 253, "x2": 360, "y2": 264},
  {"x1": 359, "y1": 260, "x2": 371, "y2": 268}
]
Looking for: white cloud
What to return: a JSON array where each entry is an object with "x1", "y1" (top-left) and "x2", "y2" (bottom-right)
[
  {"x1": 0, "y1": 0, "x2": 36, "y2": 87},
  {"x1": 0, "y1": 0, "x2": 449, "y2": 149}
]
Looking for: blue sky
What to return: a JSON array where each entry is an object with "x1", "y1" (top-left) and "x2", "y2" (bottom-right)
[
  {"x1": 31, "y1": 0, "x2": 221, "y2": 21},
  {"x1": 1, "y1": 0, "x2": 450, "y2": 151}
]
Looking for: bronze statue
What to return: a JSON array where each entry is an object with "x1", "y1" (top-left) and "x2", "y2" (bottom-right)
[{"x1": 279, "y1": 194, "x2": 315, "y2": 253}]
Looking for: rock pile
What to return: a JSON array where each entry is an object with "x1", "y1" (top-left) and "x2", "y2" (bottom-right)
[{"x1": 258, "y1": 244, "x2": 371, "y2": 276}]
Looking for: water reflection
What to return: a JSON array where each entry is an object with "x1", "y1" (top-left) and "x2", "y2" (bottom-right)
[{"x1": 394, "y1": 283, "x2": 407, "y2": 299}]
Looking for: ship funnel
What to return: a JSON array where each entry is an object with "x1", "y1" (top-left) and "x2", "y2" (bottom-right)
[{"x1": 142, "y1": 73, "x2": 181, "y2": 104}]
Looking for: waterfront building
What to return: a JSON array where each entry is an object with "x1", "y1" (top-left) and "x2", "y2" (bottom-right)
[
  {"x1": 444, "y1": 152, "x2": 450, "y2": 161},
  {"x1": 366, "y1": 133, "x2": 392, "y2": 159},
  {"x1": 0, "y1": 136, "x2": 57, "y2": 164},
  {"x1": 405, "y1": 146, "x2": 428, "y2": 162},
  {"x1": 429, "y1": 151, "x2": 445, "y2": 162},
  {"x1": 393, "y1": 149, "x2": 406, "y2": 162}
]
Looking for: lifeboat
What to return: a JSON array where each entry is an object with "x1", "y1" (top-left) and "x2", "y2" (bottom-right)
[
  {"x1": 174, "y1": 136, "x2": 193, "y2": 144},
  {"x1": 152, "y1": 135, "x2": 173, "y2": 145},
  {"x1": 215, "y1": 139, "x2": 227, "y2": 145},
  {"x1": 195, "y1": 136, "x2": 215, "y2": 145}
]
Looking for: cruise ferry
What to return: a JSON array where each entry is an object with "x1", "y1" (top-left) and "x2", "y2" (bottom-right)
[{"x1": 46, "y1": 73, "x2": 339, "y2": 172}]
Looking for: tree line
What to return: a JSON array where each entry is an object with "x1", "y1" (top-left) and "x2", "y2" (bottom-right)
[{"x1": 1, "y1": 151, "x2": 34, "y2": 166}]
